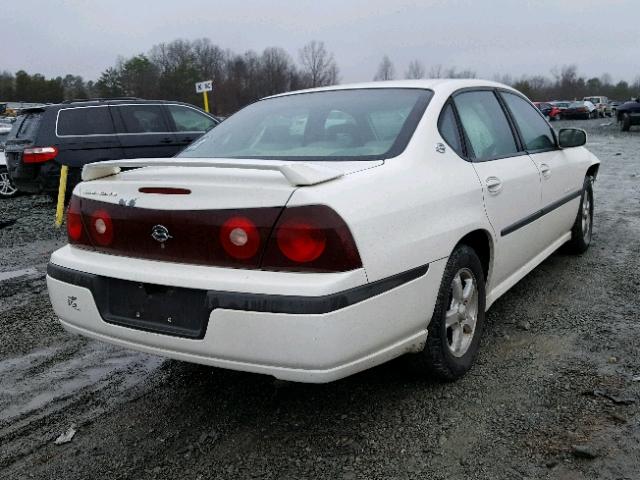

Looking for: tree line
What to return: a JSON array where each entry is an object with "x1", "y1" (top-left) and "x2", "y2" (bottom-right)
[
  {"x1": 0, "y1": 39, "x2": 338, "y2": 114},
  {"x1": 1, "y1": 41, "x2": 639, "y2": 114}
]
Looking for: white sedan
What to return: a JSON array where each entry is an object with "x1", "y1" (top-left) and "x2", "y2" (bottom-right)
[{"x1": 46, "y1": 80, "x2": 599, "y2": 383}]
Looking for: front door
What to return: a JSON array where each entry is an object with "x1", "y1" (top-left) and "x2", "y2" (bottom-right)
[
  {"x1": 499, "y1": 91, "x2": 583, "y2": 248},
  {"x1": 111, "y1": 104, "x2": 180, "y2": 158}
]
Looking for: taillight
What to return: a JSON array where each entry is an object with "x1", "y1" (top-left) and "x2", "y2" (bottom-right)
[
  {"x1": 262, "y1": 205, "x2": 362, "y2": 272},
  {"x1": 63, "y1": 197, "x2": 361, "y2": 272},
  {"x1": 88, "y1": 209, "x2": 114, "y2": 246},
  {"x1": 66, "y1": 195, "x2": 84, "y2": 243},
  {"x1": 276, "y1": 219, "x2": 327, "y2": 263},
  {"x1": 220, "y1": 216, "x2": 260, "y2": 260},
  {"x1": 23, "y1": 146, "x2": 58, "y2": 163}
]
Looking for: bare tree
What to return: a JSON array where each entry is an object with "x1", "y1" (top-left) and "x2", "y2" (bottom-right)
[
  {"x1": 260, "y1": 47, "x2": 295, "y2": 96},
  {"x1": 299, "y1": 40, "x2": 339, "y2": 87},
  {"x1": 428, "y1": 64, "x2": 443, "y2": 79},
  {"x1": 405, "y1": 60, "x2": 425, "y2": 79},
  {"x1": 373, "y1": 55, "x2": 395, "y2": 81},
  {"x1": 444, "y1": 66, "x2": 477, "y2": 79}
]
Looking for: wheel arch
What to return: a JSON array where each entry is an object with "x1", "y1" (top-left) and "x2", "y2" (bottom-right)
[
  {"x1": 454, "y1": 229, "x2": 493, "y2": 284},
  {"x1": 586, "y1": 163, "x2": 599, "y2": 180}
]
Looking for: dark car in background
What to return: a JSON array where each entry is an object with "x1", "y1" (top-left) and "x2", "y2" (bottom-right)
[
  {"x1": 616, "y1": 99, "x2": 640, "y2": 131},
  {"x1": 560, "y1": 101, "x2": 598, "y2": 120},
  {"x1": 5, "y1": 98, "x2": 219, "y2": 197},
  {"x1": 533, "y1": 102, "x2": 561, "y2": 121}
]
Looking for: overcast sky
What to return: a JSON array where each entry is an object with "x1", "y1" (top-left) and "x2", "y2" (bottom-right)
[{"x1": 2, "y1": 0, "x2": 639, "y2": 84}]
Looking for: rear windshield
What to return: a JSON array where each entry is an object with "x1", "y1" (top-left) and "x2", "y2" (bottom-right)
[
  {"x1": 179, "y1": 88, "x2": 433, "y2": 161},
  {"x1": 12, "y1": 112, "x2": 43, "y2": 140},
  {"x1": 57, "y1": 106, "x2": 115, "y2": 136}
]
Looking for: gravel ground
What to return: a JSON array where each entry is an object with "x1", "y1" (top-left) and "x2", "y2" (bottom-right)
[{"x1": 0, "y1": 118, "x2": 639, "y2": 480}]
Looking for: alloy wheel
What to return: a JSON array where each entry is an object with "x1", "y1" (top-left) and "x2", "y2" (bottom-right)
[
  {"x1": 0, "y1": 170, "x2": 17, "y2": 197},
  {"x1": 582, "y1": 192, "x2": 592, "y2": 243},
  {"x1": 445, "y1": 268, "x2": 479, "y2": 357}
]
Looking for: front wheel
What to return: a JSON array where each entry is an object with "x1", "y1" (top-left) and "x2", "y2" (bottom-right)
[
  {"x1": 567, "y1": 177, "x2": 594, "y2": 254},
  {"x1": 415, "y1": 245, "x2": 486, "y2": 380},
  {"x1": 0, "y1": 167, "x2": 18, "y2": 198}
]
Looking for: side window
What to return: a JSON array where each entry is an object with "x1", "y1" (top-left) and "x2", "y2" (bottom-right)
[
  {"x1": 501, "y1": 93, "x2": 556, "y2": 151},
  {"x1": 116, "y1": 105, "x2": 169, "y2": 133},
  {"x1": 167, "y1": 105, "x2": 216, "y2": 132},
  {"x1": 57, "y1": 107, "x2": 114, "y2": 136},
  {"x1": 453, "y1": 91, "x2": 518, "y2": 161},
  {"x1": 438, "y1": 103, "x2": 463, "y2": 157}
]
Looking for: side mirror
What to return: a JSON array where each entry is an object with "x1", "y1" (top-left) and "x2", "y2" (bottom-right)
[{"x1": 558, "y1": 128, "x2": 587, "y2": 148}]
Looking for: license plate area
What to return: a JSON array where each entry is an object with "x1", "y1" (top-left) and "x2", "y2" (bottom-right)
[{"x1": 103, "y1": 278, "x2": 210, "y2": 339}]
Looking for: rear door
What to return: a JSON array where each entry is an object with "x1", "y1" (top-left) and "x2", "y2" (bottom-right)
[
  {"x1": 499, "y1": 91, "x2": 583, "y2": 246},
  {"x1": 55, "y1": 106, "x2": 123, "y2": 167},
  {"x1": 164, "y1": 104, "x2": 218, "y2": 151},
  {"x1": 112, "y1": 104, "x2": 180, "y2": 158},
  {"x1": 452, "y1": 89, "x2": 543, "y2": 289}
]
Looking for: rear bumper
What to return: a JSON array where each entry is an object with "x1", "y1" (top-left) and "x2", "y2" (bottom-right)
[
  {"x1": 5, "y1": 158, "x2": 80, "y2": 193},
  {"x1": 46, "y1": 247, "x2": 445, "y2": 382}
]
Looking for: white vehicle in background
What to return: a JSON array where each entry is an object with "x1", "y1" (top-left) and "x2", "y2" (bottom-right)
[
  {"x1": 583, "y1": 96, "x2": 611, "y2": 117},
  {"x1": 0, "y1": 123, "x2": 18, "y2": 198},
  {"x1": 46, "y1": 80, "x2": 600, "y2": 383}
]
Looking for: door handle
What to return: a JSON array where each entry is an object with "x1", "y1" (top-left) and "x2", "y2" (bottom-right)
[
  {"x1": 160, "y1": 137, "x2": 173, "y2": 144},
  {"x1": 486, "y1": 176, "x2": 502, "y2": 194},
  {"x1": 540, "y1": 163, "x2": 551, "y2": 178}
]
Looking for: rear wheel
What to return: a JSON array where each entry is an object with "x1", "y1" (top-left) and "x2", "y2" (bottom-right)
[
  {"x1": 621, "y1": 114, "x2": 631, "y2": 132},
  {"x1": 567, "y1": 177, "x2": 593, "y2": 254},
  {"x1": 0, "y1": 167, "x2": 18, "y2": 198},
  {"x1": 416, "y1": 245, "x2": 486, "y2": 380}
]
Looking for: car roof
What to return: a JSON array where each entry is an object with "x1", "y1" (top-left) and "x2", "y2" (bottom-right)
[
  {"x1": 26, "y1": 99, "x2": 201, "y2": 112},
  {"x1": 264, "y1": 79, "x2": 519, "y2": 100}
]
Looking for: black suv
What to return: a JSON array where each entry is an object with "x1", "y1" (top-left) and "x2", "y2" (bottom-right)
[{"x1": 5, "y1": 98, "x2": 219, "y2": 196}]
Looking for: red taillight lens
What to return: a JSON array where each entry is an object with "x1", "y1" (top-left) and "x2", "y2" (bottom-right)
[
  {"x1": 263, "y1": 205, "x2": 362, "y2": 272},
  {"x1": 89, "y1": 209, "x2": 114, "y2": 246},
  {"x1": 66, "y1": 195, "x2": 84, "y2": 243},
  {"x1": 220, "y1": 216, "x2": 260, "y2": 260},
  {"x1": 277, "y1": 219, "x2": 327, "y2": 263},
  {"x1": 23, "y1": 146, "x2": 58, "y2": 163}
]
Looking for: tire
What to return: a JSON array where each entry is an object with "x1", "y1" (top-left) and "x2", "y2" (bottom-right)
[
  {"x1": 567, "y1": 177, "x2": 593, "y2": 254},
  {"x1": 416, "y1": 244, "x2": 486, "y2": 380},
  {"x1": 621, "y1": 114, "x2": 631, "y2": 132},
  {"x1": 0, "y1": 167, "x2": 18, "y2": 198}
]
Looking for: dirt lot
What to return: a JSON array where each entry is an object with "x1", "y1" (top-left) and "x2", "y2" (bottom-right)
[{"x1": 1, "y1": 119, "x2": 639, "y2": 480}]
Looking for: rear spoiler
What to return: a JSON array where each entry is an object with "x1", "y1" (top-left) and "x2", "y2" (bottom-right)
[{"x1": 81, "y1": 158, "x2": 344, "y2": 186}]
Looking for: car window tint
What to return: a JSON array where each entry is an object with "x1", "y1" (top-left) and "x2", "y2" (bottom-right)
[
  {"x1": 57, "y1": 107, "x2": 114, "y2": 136},
  {"x1": 501, "y1": 93, "x2": 555, "y2": 151},
  {"x1": 453, "y1": 91, "x2": 518, "y2": 160},
  {"x1": 438, "y1": 103, "x2": 463, "y2": 156},
  {"x1": 14, "y1": 112, "x2": 43, "y2": 140},
  {"x1": 167, "y1": 105, "x2": 216, "y2": 132},
  {"x1": 117, "y1": 105, "x2": 169, "y2": 133}
]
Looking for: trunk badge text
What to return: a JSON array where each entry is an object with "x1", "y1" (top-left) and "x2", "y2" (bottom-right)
[{"x1": 151, "y1": 225, "x2": 173, "y2": 247}]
